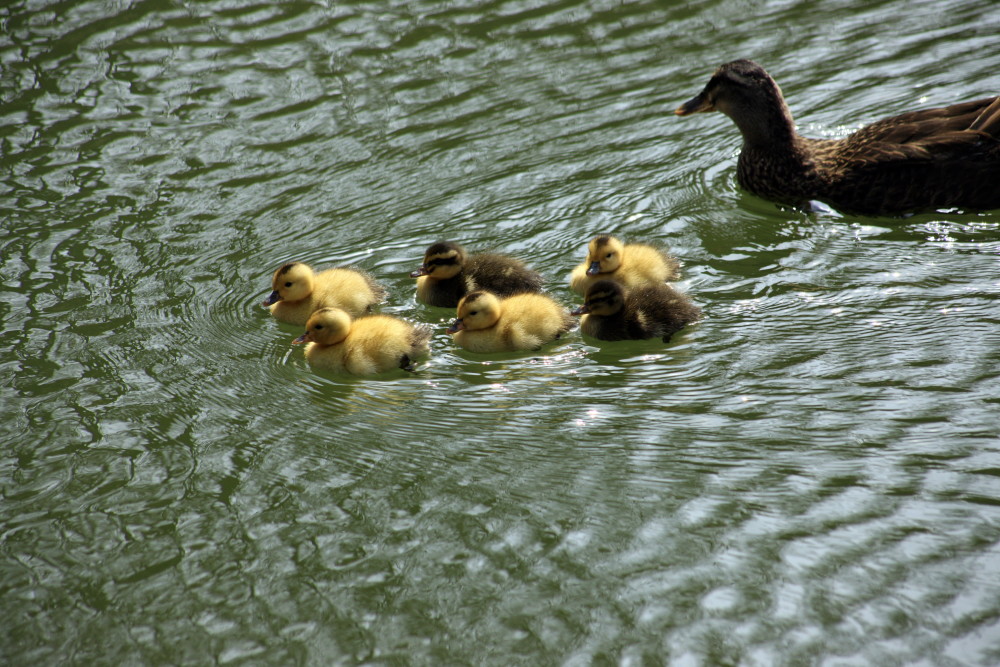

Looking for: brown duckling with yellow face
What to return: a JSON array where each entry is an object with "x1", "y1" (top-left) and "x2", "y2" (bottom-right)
[
  {"x1": 676, "y1": 59, "x2": 1000, "y2": 215},
  {"x1": 292, "y1": 308, "x2": 432, "y2": 375},
  {"x1": 262, "y1": 262, "x2": 385, "y2": 326},
  {"x1": 410, "y1": 241, "x2": 544, "y2": 307},
  {"x1": 569, "y1": 235, "x2": 681, "y2": 296},
  {"x1": 447, "y1": 291, "x2": 573, "y2": 353},
  {"x1": 572, "y1": 280, "x2": 700, "y2": 343}
]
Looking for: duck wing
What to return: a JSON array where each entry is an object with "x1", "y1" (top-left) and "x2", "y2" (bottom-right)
[
  {"x1": 468, "y1": 253, "x2": 544, "y2": 296},
  {"x1": 821, "y1": 128, "x2": 1000, "y2": 214},
  {"x1": 844, "y1": 97, "x2": 999, "y2": 146}
]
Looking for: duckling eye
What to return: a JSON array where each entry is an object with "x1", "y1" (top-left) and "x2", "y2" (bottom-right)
[
  {"x1": 314, "y1": 324, "x2": 324, "y2": 329},
  {"x1": 284, "y1": 281, "x2": 293, "y2": 287},
  {"x1": 605, "y1": 252, "x2": 613, "y2": 258},
  {"x1": 469, "y1": 310, "x2": 478, "y2": 316}
]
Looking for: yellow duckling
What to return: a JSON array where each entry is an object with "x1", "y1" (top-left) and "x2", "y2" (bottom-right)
[
  {"x1": 569, "y1": 235, "x2": 681, "y2": 295},
  {"x1": 262, "y1": 262, "x2": 385, "y2": 326},
  {"x1": 572, "y1": 280, "x2": 701, "y2": 342},
  {"x1": 410, "y1": 241, "x2": 544, "y2": 307},
  {"x1": 447, "y1": 290, "x2": 573, "y2": 353},
  {"x1": 292, "y1": 308, "x2": 432, "y2": 375}
]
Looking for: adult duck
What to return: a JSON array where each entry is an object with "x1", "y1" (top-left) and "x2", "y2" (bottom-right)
[{"x1": 675, "y1": 59, "x2": 1000, "y2": 216}]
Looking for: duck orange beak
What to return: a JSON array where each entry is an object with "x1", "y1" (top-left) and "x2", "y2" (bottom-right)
[
  {"x1": 292, "y1": 333, "x2": 311, "y2": 345},
  {"x1": 675, "y1": 93, "x2": 714, "y2": 116},
  {"x1": 446, "y1": 319, "x2": 464, "y2": 334}
]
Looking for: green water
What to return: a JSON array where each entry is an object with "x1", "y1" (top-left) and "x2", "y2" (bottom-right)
[{"x1": 3, "y1": 0, "x2": 1000, "y2": 664}]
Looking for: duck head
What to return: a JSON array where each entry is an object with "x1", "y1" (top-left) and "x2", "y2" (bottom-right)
[
  {"x1": 263, "y1": 262, "x2": 315, "y2": 306},
  {"x1": 410, "y1": 241, "x2": 466, "y2": 280},
  {"x1": 675, "y1": 59, "x2": 795, "y2": 147},
  {"x1": 573, "y1": 280, "x2": 625, "y2": 317},
  {"x1": 292, "y1": 307, "x2": 351, "y2": 346},
  {"x1": 448, "y1": 290, "x2": 501, "y2": 333},
  {"x1": 585, "y1": 235, "x2": 625, "y2": 276}
]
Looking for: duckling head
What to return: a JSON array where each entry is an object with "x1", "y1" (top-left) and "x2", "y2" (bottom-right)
[
  {"x1": 263, "y1": 262, "x2": 315, "y2": 306},
  {"x1": 572, "y1": 280, "x2": 626, "y2": 316},
  {"x1": 292, "y1": 307, "x2": 351, "y2": 346},
  {"x1": 410, "y1": 241, "x2": 466, "y2": 281},
  {"x1": 447, "y1": 290, "x2": 501, "y2": 333},
  {"x1": 585, "y1": 235, "x2": 625, "y2": 276}
]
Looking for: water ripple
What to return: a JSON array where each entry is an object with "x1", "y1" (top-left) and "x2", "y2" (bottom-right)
[{"x1": 4, "y1": 0, "x2": 1000, "y2": 665}]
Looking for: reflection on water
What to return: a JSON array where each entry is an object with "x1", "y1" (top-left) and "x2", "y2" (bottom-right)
[{"x1": 3, "y1": 0, "x2": 1000, "y2": 664}]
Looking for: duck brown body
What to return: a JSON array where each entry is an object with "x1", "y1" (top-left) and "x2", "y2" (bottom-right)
[
  {"x1": 573, "y1": 280, "x2": 700, "y2": 343},
  {"x1": 411, "y1": 241, "x2": 544, "y2": 307},
  {"x1": 676, "y1": 59, "x2": 1000, "y2": 216}
]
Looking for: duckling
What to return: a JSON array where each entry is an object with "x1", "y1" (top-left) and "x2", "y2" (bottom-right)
[
  {"x1": 675, "y1": 59, "x2": 1000, "y2": 215},
  {"x1": 569, "y1": 235, "x2": 681, "y2": 295},
  {"x1": 572, "y1": 280, "x2": 700, "y2": 343},
  {"x1": 410, "y1": 241, "x2": 544, "y2": 307},
  {"x1": 292, "y1": 308, "x2": 432, "y2": 375},
  {"x1": 447, "y1": 290, "x2": 573, "y2": 353},
  {"x1": 262, "y1": 262, "x2": 385, "y2": 326}
]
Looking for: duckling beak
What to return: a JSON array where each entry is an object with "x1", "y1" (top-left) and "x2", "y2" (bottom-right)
[
  {"x1": 571, "y1": 304, "x2": 590, "y2": 316},
  {"x1": 262, "y1": 290, "x2": 282, "y2": 306},
  {"x1": 585, "y1": 261, "x2": 602, "y2": 276},
  {"x1": 409, "y1": 266, "x2": 429, "y2": 278},
  {"x1": 446, "y1": 318, "x2": 464, "y2": 334},
  {"x1": 291, "y1": 333, "x2": 311, "y2": 345},
  {"x1": 675, "y1": 93, "x2": 714, "y2": 116}
]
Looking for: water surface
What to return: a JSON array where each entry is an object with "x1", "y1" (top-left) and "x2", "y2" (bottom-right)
[{"x1": 3, "y1": 0, "x2": 1000, "y2": 664}]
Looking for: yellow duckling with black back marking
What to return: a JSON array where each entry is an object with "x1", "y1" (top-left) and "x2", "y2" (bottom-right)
[
  {"x1": 262, "y1": 262, "x2": 385, "y2": 326},
  {"x1": 292, "y1": 308, "x2": 432, "y2": 375},
  {"x1": 447, "y1": 290, "x2": 573, "y2": 353},
  {"x1": 569, "y1": 235, "x2": 681, "y2": 295},
  {"x1": 410, "y1": 241, "x2": 544, "y2": 307},
  {"x1": 572, "y1": 279, "x2": 700, "y2": 342}
]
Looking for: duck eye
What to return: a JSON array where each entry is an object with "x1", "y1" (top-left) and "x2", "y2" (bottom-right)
[
  {"x1": 605, "y1": 252, "x2": 613, "y2": 258},
  {"x1": 315, "y1": 324, "x2": 323, "y2": 329},
  {"x1": 284, "y1": 281, "x2": 293, "y2": 287}
]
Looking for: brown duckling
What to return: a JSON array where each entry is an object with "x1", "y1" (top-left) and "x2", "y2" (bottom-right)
[
  {"x1": 675, "y1": 59, "x2": 1000, "y2": 215},
  {"x1": 447, "y1": 290, "x2": 573, "y2": 353},
  {"x1": 410, "y1": 241, "x2": 544, "y2": 307},
  {"x1": 572, "y1": 279, "x2": 700, "y2": 343},
  {"x1": 292, "y1": 308, "x2": 432, "y2": 375},
  {"x1": 263, "y1": 262, "x2": 385, "y2": 326},
  {"x1": 569, "y1": 235, "x2": 681, "y2": 295}
]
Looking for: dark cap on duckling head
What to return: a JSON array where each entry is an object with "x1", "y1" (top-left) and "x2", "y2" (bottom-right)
[
  {"x1": 411, "y1": 241, "x2": 464, "y2": 278},
  {"x1": 262, "y1": 262, "x2": 302, "y2": 305}
]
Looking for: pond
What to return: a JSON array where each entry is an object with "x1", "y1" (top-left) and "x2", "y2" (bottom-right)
[{"x1": 3, "y1": 0, "x2": 1000, "y2": 664}]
